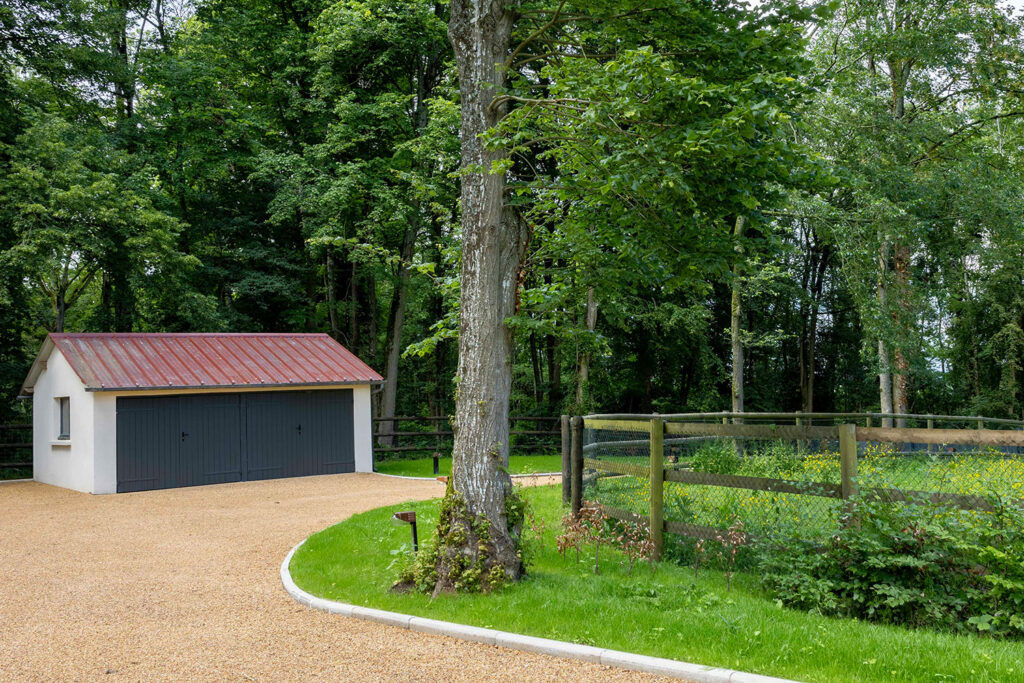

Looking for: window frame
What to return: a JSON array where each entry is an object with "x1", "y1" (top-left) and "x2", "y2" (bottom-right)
[{"x1": 56, "y1": 396, "x2": 70, "y2": 440}]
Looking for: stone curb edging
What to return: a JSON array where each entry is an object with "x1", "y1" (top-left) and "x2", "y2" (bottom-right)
[
  {"x1": 280, "y1": 541, "x2": 799, "y2": 683},
  {"x1": 0, "y1": 478, "x2": 32, "y2": 485}
]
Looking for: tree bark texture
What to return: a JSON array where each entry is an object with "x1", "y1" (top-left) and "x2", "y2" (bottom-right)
[
  {"x1": 731, "y1": 216, "x2": 746, "y2": 417},
  {"x1": 575, "y1": 286, "x2": 598, "y2": 410},
  {"x1": 444, "y1": 0, "x2": 523, "y2": 585},
  {"x1": 546, "y1": 333, "x2": 561, "y2": 405},
  {"x1": 799, "y1": 234, "x2": 830, "y2": 413},
  {"x1": 326, "y1": 252, "x2": 340, "y2": 340},
  {"x1": 892, "y1": 242, "x2": 911, "y2": 427},
  {"x1": 878, "y1": 240, "x2": 894, "y2": 427},
  {"x1": 378, "y1": 225, "x2": 417, "y2": 447}
]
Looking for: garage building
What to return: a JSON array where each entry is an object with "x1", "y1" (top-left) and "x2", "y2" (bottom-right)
[{"x1": 19, "y1": 333, "x2": 382, "y2": 493}]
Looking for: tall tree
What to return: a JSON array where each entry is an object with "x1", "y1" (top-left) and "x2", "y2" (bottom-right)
[
  {"x1": 431, "y1": 0, "x2": 526, "y2": 591},
  {"x1": 809, "y1": 0, "x2": 1024, "y2": 421}
]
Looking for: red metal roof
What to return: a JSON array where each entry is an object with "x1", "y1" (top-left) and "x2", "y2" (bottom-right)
[{"x1": 28, "y1": 333, "x2": 381, "y2": 393}]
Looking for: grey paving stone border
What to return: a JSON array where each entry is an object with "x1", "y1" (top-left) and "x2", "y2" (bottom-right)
[{"x1": 280, "y1": 541, "x2": 800, "y2": 683}]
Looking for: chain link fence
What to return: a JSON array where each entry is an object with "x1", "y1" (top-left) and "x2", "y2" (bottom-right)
[{"x1": 577, "y1": 413, "x2": 1024, "y2": 548}]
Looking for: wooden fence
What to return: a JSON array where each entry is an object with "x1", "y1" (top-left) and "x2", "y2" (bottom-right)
[
  {"x1": 565, "y1": 415, "x2": 1024, "y2": 560},
  {"x1": 0, "y1": 423, "x2": 32, "y2": 472},
  {"x1": 373, "y1": 415, "x2": 561, "y2": 457}
]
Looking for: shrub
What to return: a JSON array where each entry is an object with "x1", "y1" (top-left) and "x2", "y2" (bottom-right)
[
  {"x1": 557, "y1": 501, "x2": 657, "y2": 574},
  {"x1": 758, "y1": 494, "x2": 1024, "y2": 638},
  {"x1": 737, "y1": 441, "x2": 803, "y2": 479},
  {"x1": 691, "y1": 441, "x2": 740, "y2": 474}
]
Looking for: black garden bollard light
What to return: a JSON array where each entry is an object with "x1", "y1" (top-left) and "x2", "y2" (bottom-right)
[
  {"x1": 432, "y1": 452, "x2": 440, "y2": 475},
  {"x1": 392, "y1": 510, "x2": 418, "y2": 552}
]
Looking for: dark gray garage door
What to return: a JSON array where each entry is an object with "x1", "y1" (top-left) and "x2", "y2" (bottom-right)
[{"x1": 116, "y1": 390, "x2": 354, "y2": 492}]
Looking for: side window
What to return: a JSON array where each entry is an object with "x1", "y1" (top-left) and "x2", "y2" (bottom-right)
[{"x1": 57, "y1": 397, "x2": 70, "y2": 440}]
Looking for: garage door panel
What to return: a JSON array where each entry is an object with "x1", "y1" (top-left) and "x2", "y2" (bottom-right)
[
  {"x1": 306, "y1": 390, "x2": 354, "y2": 474},
  {"x1": 180, "y1": 394, "x2": 242, "y2": 486},
  {"x1": 117, "y1": 396, "x2": 182, "y2": 492},
  {"x1": 244, "y1": 393, "x2": 303, "y2": 480},
  {"x1": 118, "y1": 389, "x2": 356, "y2": 491}
]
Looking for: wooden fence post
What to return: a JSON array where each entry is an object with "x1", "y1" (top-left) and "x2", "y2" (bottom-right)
[
  {"x1": 839, "y1": 423, "x2": 858, "y2": 500},
  {"x1": 560, "y1": 415, "x2": 571, "y2": 504},
  {"x1": 795, "y1": 410, "x2": 804, "y2": 452},
  {"x1": 570, "y1": 416, "x2": 583, "y2": 516},
  {"x1": 927, "y1": 418, "x2": 934, "y2": 453},
  {"x1": 649, "y1": 416, "x2": 665, "y2": 561}
]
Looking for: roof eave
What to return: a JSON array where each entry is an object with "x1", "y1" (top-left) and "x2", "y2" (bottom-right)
[{"x1": 18, "y1": 335, "x2": 56, "y2": 398}]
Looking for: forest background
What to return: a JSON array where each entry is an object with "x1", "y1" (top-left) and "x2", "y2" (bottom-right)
[{"x1": 3, "y1": 0, "x2": 1024, "y2": 429}]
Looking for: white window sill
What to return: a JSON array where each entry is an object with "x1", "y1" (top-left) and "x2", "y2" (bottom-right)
[{"x1": 49, "y1": 440, "x2": 72, "y2": 447}]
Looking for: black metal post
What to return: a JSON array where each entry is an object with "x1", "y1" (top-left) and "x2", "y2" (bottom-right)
[
  {"x1": 561, "y1": 415, "x2": 571, "y2": 504},
  {"x1": 570, "y1": 416, "x2": 583, "y2": 516}
]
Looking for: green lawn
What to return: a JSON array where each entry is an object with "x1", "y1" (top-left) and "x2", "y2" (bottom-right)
[
  {"x1": 375, "y1": 454, "x2": 562, "y2": 478},
  {"x1": 290, "y1": 485, "x2": 1024, "y2": 683}
]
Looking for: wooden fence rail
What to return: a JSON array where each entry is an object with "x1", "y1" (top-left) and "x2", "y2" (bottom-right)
[
  {"x1": 372, "y1": 415, "x2": 561, "y2": 455},
  {"x1": 569, "y1": 415, "x2": 1024, "y2": 560},
  {"x1": 585, "y1": 411, "x2": 1024, "y2": 427},
  {"x1": 0, "y1": 423, "x2": 32, "y2": 471}
]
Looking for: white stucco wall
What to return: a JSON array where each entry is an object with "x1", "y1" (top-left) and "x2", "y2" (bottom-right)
[
  {"x1": 352, "y1": 385, "x2": 373, "y2": 473},
  {"x1": 92, "y1": 393, "x2": 118, "y2": 494},
  {"x1": 32, "y1": 350, "x2": 96, "y2": 493}
]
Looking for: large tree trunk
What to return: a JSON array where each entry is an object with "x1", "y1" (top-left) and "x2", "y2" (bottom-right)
[
  {"x1": 326, "y1": 252, "x2": 340, "y2": 340},
  {"x1": 575, "y1": 286, "x2": 597, "y2": 410},
  {"x1": 730, "y1": 216, "x2": 746, "y2": 418},
  {"x1": 436, "y1": 0, "x2": 523, "y2": 592},
  {"x1": 378, "y1": 225, "x2": 417, "y2": 447},
  {"x1": 544, "y1": 260, "x2": 562, "y2": 407},
  {"x1": 530, "y1": 332, "x2": 542, "y2": 404},
  {"x1": 892, "y1": 242, "x2": 911, "y2": 427},
  {"x1": 878, "y1": 240, "x2": 894, "y2": 427},
  {"x1": 348, "y1": 260, "x2": 360, "y2": 353},
  {"x1": 546, "y1": 333, "x2": 561, "y2": 406},
  {"x1": 801, "y1": 241, "x2": 830, "y2": 413},
  {"x1": 55, "y1": 291, "x2": 66, "y2": 333}
]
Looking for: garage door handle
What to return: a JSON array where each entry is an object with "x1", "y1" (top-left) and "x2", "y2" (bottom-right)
[{"x1": 181, "y1": 431, "x2": 189, "y2": 441}]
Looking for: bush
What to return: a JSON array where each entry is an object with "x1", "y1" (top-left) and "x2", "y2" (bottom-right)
[
  {"x1": 758, "y1": 494, "x2": 1024, "y2": 638},
  {"x1": 690, "y1": 441, "x2": 740, "y2": 474},
  {"x1": 737, "y1": 441, "x2": 803, "y2": 479}
]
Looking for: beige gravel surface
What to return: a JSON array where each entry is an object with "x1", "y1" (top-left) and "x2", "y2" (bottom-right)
[{"x1": 0, "y1": 474, "x2": 672, "y2": 682}]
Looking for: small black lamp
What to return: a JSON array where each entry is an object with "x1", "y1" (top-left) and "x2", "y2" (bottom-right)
[{"x1": 392, "y1": 510, "x2": 418, "y2": 552}]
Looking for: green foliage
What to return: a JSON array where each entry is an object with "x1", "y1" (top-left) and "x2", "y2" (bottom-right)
[
  {"x1": 0, "y1": 114, "x2": 187, "y2": 331},
  {"x1": 759, "y1": 495, "x2": 1024, "y2": 638},
  {"x1": 397, "y1": 479, "x2": 530, "y2": 594},
  {"x1": 691, "y1": 441, "x2": 741, "y2": 475},
  {"x1": 4, "y1": 0, "x2": 1024, "y2": 437}
]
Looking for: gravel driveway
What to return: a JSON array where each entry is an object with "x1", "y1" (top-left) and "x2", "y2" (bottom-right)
[{"x1": 0, "y1": 475, "x2": 666, "y2": 682}]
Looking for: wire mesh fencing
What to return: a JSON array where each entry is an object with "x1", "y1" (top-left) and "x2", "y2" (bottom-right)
[{"x1": 574, "y1": 413, "x2": 1024, "y2": 553}]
